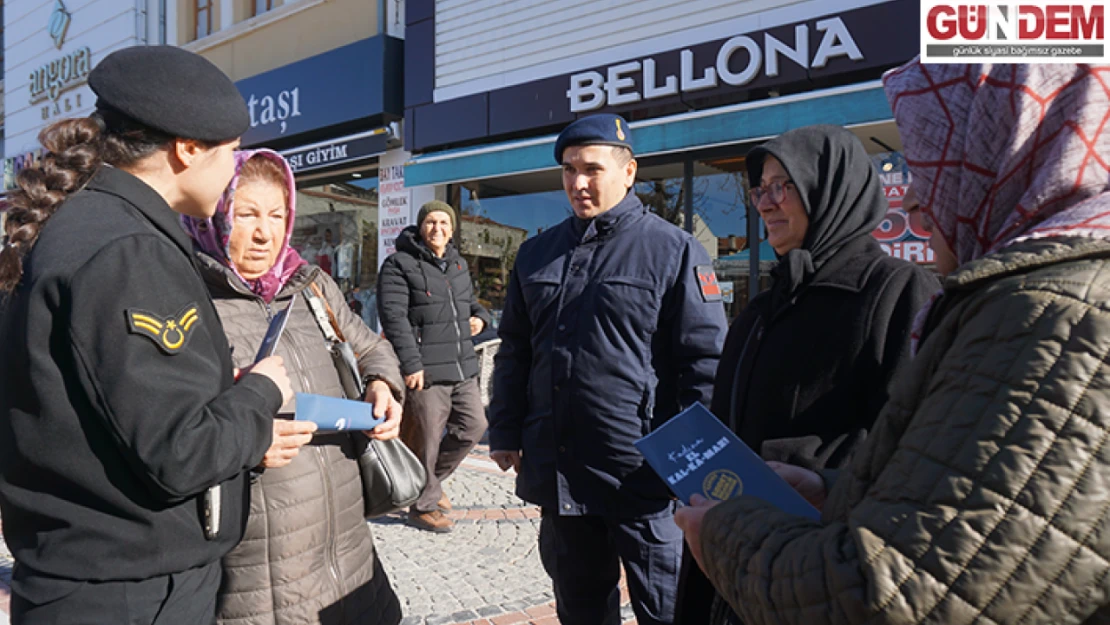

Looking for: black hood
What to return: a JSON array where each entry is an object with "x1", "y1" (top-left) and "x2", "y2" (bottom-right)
[{"x1": 747, "y1": 125, "x2": 888, "y2": 309}]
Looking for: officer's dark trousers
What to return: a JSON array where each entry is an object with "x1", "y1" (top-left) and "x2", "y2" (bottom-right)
[
  {"x1": 11, "y1": 560, "x2": 221, "y2": 625},
  {"x1": 539, "y1": 508, "x2": 683, "y2": 625},
  {"x1": 402, "y1": 377, "x2": 487, "y2": 513}
]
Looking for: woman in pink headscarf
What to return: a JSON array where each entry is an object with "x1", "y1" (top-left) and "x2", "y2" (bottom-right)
[
  {"x1": 183, "y1": 149, "x2": 405, "y2": 625},
  {"x1": 674, "y1": 62, "x2": 1110, "y2": 625}
]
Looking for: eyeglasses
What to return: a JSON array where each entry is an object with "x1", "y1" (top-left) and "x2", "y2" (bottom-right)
[{"x1": 749, "y1": 181, "x2": 795, "y2": 206}]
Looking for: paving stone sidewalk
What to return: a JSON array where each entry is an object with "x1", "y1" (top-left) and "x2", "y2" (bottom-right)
[{"x1": 375, "y1": 445, "x2": 637, "y2": 625}]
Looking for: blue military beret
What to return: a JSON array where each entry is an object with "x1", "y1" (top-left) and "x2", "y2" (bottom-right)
[
  {"x1": 554, "y1": 114, "x2": 634, "y2": 164},
  {"x1": 89, "y1": 46, "x2": 249, "y2": 143}
]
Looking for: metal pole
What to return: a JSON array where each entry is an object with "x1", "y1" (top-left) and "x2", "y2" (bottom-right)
[
  {"x1": 683, "y1": 159, "x2": 694, "y2": 234},
  {"x1": 136, "y1": 0, "x2": 148, "y2": 44},
  {"x1": 747, "y1": 191, "x2": 760, "y2": 301}
]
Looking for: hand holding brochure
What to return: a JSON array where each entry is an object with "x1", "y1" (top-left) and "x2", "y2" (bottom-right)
[
  {"x1": 255, "y1": 300, "x2": 295, "y2": 362},
  {"x1": 293, "y1": 392, "x2": 385, "y2": 432},
  {"x1": 634, "y1": 403, "x2": 820, "y2": 520}
]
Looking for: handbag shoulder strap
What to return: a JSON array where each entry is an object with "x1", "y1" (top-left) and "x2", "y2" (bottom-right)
[{"x1": 303, "y1": 281, "x2": 346, "y2": 343}]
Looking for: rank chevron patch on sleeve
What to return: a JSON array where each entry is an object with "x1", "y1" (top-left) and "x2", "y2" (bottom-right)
[{"x1": 126, "y1": 304, "x2": 201, "y2": 355}]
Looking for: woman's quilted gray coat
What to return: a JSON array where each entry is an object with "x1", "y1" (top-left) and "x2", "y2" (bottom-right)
[{"x1": 200, "y1": 256, "x2": 404, "y2": 625}]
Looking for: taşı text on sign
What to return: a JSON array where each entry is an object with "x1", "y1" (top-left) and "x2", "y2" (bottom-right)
[{"x1": 246, "y1": 87, "x2": 302, "y2": 135}]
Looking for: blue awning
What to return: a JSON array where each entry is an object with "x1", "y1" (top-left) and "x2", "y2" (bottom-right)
[{"x1": 405, "y1": 80, "x2": 892, "y2": 187}]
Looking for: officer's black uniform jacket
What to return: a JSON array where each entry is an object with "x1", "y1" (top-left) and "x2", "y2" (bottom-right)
[
  {"x1": 488, "y1": 192, "x2": 727, "y2": 518},
  {"x1": 0, "y1": 167, "x2": 281, "y2": 584}
]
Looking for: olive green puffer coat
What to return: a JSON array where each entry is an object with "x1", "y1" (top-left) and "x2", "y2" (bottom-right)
[
  {"x1": 199, "y1": 256, "x2": 404, "y2": 625},
  {"x1": 701, "y1": 237, "x2": 1110, "y2": 625}
]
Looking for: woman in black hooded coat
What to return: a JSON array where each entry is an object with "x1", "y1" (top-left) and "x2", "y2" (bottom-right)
[{"x1": 677, "y1": 124, "x2": 939, "y2": 624}]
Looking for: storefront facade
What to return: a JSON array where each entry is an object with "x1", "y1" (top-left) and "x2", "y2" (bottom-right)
[
  {"x1": 402, "y1": 0, "x2": 926, "y2": 320},
  {"x1": 3, "y1": 0, "x2": 164, "y2": 192},
  {"x1": 2, "y1": 0, "x2": 412, "y2": 307},
  {"x1": 228, "y1": 35, "x2": 404, "y2": 297}
]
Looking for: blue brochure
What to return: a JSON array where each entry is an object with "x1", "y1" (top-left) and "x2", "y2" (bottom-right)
[
  {"x1": 634, "y1": 403, "x2": 820, "y2": 520},
  {"x1": 293, "y1": 392, "x2": 385, "y2": 431},
  {"x1": 255, "y1": 300, "x2": 295, "y2": 363}
]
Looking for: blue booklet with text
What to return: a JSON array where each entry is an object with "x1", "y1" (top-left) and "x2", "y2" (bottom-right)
[
  {"x1": 293, "y1": 393, "x2": 385, "y2": 432},
  {"x1": 635, "y1": 403, "x2": 820, "y2": 520},
  {"x1": 255, "y1": 300, "x2": 295, "y2": 362}
]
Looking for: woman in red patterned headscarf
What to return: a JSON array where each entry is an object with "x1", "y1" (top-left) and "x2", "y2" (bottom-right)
[
  {"x1": 894, "y1": 63, "x2": 1110, "y2": 267},
  {"x1": 675, "y1": 62, "x2": 1110, "y2": 625}
]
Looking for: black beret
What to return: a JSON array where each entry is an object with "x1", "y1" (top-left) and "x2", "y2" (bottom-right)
[
  {"x1": 89, "y1": 46, "x2": 249, "y2": 143},
  {"x1": 554, "y1": 114, "x2": 634, "y2": 164}
]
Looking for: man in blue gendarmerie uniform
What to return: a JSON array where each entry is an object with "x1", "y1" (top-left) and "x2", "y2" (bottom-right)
[{"x1": 488, "y1": 114, "x2": 727, "y2": 625}]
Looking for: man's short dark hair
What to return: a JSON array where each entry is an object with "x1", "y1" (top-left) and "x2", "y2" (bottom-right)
[{"x1": 612, "y1": 146, "x2": 634, "y2": 166}]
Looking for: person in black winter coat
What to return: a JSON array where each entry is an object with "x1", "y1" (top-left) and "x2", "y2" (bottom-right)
[
  {"x1": 675, "y1": 124, "x2": 940, "y2": 624},
  {"x1": 377, "y1": 200, "x2": 491, "y2": 533}
]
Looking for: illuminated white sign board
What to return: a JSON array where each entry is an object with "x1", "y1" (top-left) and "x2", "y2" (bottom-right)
[
  {"x1": 4, "y1": 0, "x2": 146, "y2": 160},
  {"x1": 566, "y1": 17, "x2": 863, "y2": 112}
]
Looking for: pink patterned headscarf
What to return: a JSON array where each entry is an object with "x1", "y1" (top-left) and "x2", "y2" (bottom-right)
[
  {"x1": 883, "y1": 61, "x2": 1110, "y2": 265},
  {"x1": 883, "y1": 62, "x2": 1110, "y2": 354},
  {"x1": 181, "y1": 148, "x2": 307, "y2": 302}
]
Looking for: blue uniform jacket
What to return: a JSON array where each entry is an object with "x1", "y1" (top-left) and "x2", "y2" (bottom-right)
[{"x1": 489, "y1": 193, "x2": 727, "y2": 518}]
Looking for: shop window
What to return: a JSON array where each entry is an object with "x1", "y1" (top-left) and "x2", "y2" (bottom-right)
[
  {"x1": 195, "y1": 0, "x2": 212, "y2": 38},
  {"x1": 870, "y1": 151, "x2": 935, "y2": 269},
  {"x1": 634, "y1": 159, "x2": 755, "y2": 319},
  {"x1": 448, "y1": 159, "x2": 759, "y2": 323},
  {"x1": 440, "y1": 147, "x2": 933, "y2": 328},
  {"x1": 450, "y1": 187, "x2": 570, "y2": 324},
  {"x1": 289, "y1": 180, "x2": 381, "y2": 330},
  {"x1": 673, "y1": 157, "x2": 758, "y2": 318},
  {"x1": 253, "y1": 0, "x2": 274, "y2": 17}
]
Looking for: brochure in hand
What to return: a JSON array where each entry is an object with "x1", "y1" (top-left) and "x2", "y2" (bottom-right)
[
  {"x1": 255, "y1": 300, "x2": 295, "y2": 362},
  {"x1": 293, "y1": 392, "x2": 385, "y2": 432},
  {"x1": 634, "y1": 403, "x2": 820, "y2": 520}
]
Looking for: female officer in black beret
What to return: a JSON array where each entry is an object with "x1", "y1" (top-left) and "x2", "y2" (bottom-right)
[{"x1": 0, "y1": 46, "x2": 317, "y2": 624}]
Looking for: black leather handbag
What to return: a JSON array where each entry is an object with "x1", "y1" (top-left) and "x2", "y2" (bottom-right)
[{"x1": 304, "y1": 282, "x2": 426, "y2": 518}]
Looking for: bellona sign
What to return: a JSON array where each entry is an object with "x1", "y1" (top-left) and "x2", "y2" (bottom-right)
[{"x1": 567, "y1": 17, "x2": 864, "y2": 112}]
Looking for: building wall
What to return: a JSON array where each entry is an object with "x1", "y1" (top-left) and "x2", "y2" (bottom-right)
[
  {"x1": 458, "y1": 215, "x2": 527, "y2": 260},
  {"x1": 177, "y1": 0, "x2": 381, "y2": 81},
  {"x1": 435, "y1": 0, "x2": 807, "y2": 102},
  {"x1": 3, "y1": 0, "x2": 154, "y2": 158},
  {"x1": 677, "y1": 212, "x2": 720, "y2": 261},
  {"x1": 406, "y1": 0, "x2": 914, "y2": 153}
]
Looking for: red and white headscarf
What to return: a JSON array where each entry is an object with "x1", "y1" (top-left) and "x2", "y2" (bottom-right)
[
  {"x1": 883, "y1": 61, "x2": 1110, "y2": 265},
  {"x1": 883, "y1": 61, "x2": 1110, "y2": 353}
]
